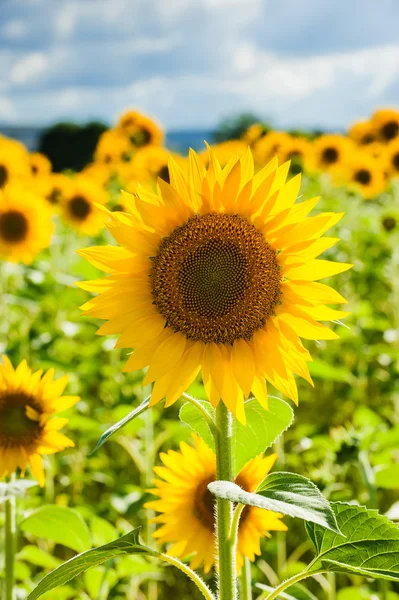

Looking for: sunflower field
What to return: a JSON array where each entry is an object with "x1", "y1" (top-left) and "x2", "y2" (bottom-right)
[{"x1": 1, "y1": 107, "x2": 399, "y2": 600}]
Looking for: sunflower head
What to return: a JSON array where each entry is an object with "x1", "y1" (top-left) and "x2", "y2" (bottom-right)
[
  {"x1": 0, "y1": 142, "x2": 31, "y2": 189},
  {"x1": 61, "y1": 176, "x2": 108, "y2": 235},
  {"x1": 0, "y1": 356, "x2": 79, "y2": 486},
  {"x1": 278, "y1": 136, "x2": 313, "y2": 175},
  {"x1": 252, "y1": 131, "x2": 292, "y2": 166},
  {"x1": 79, "y1": 145, "x2": 350, "y2": 422},
  {"x1": 242, "y1": 123, "x2": 269, "y2": 146},
  {"x1": 117, "y1": 110, "x2": 164, "y2": 148},
  {"x1": 30, "y1": 152, "x2": 52, "y2": 176},
  {"x1": 146, "y1": 435, "x2": 286, "y2": 573},
  {"x1": 348, "y1": 120, "x2": 375, "y2": 145},
  {"x1": 371, "y1": 108, "x2": 399, "y2": 143},
  {"x1": 0, "y1": 184, "x2": 53, "y2": 264},
  {"x1": 129, "y1": 145, "x2": 175, "y2": 185},
  {"x1": 94, "y1": 129, "x2": 133, "y2": 164},
  {"x1": 385, "y1": 139, "x2": 399, "y2": 177},
  {"x1": 339, "y1": 153, "x2": 386, "y2": 199},
  {"x1": 311, "y1": 134, "x2": 354, "y2": 172}
]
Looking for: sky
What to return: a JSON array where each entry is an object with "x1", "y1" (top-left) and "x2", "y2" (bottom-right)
[{"x1": 1, "y1": 0, "x2": 399, "y2": 130}]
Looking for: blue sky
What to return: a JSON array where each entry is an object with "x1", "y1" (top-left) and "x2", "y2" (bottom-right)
[{"x1": 1, "y1": 0, "x2": 399, "y2": 130}]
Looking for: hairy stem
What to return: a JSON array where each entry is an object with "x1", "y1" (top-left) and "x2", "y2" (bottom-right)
[
  {"x1": 160, "y1": 554, "x2": 216, "y2": 600},
  {"x1": 261, "y1": 569, "x2": 324, "y2": 600}
]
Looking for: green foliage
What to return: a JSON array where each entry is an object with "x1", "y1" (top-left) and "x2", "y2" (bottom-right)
[
  {"x1": 38, "y1": 121, "x2": 108, "y2": 171},
  {"x1": 209, "y1": 472, "x2": 340, "y2": 532},
  {"x1": 20, "y1": 506, "x2": 91, "y2": 553},
  {"x1": 306, "y1": 502, "x2": 399, "y2": 581},
  {"x1": 212, "y1": 112, "x2": 268, "y2": 143}
]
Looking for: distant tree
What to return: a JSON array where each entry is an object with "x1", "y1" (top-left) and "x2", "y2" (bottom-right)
[
  {"x1": 38, "y1": 121, "x2": 108, "y2": 172},
  {"x1": 212, "y1": 112, "x2": 270, "y2": 143}
]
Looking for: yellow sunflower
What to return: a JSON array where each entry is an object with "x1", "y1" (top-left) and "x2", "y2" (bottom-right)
[
  {"x1": 278, "y1": 136, "x2": 313, "y2": 175},
  {"x1": 146, "y1": 435, "x2": 286, "y2": 573},
  {"x1": 130, "y1": 145, "x2": 188, "y2": 185},
  {"x1": 384, "y1": 139, "x2": 399, "y2": 178},
  {"x1": 0, "y1": 184, "x2": 53, "y2": 264},
  {"x1": 242, "y1": 123, "x2": 268, "y2": 146},
  {"x1": 60, "y1": 176, "x2": 108, "y2": 235},
  {"x1": 199, "y1": 141, "x2": 248, "y2": 168},
  {"x1": 0, "y1": 356, "x2": 79, "y2": 486},
  {"x1": 78, "y1": 146, "x2": 350, "y2": 422},
  {"x1": 94, "y1": 129, "x2": 133, "y2": 164},
  {"x1": 30, "y1": 152, "x2": 52, "y2": 176},
  {"x1": 0, "y1": 144, "x2": 31, "y2": 189},
  {"x1": 253, "y1": 132, "x2": 292, "y2": 166},
  {"x1": 348, "y1": 120, "x2": 375, "y2": 145},
  {"x1": 371, "y1": 108, "x2": 399, "y2": 143},
  {"x1": 31, "y1": 173, "x2": 73, "y2": 207},
  {"x1": 117, "y1": 110, "x2": 164, "y2": 148},
  {"x1": 339, "y1": 154, "x2": 386, "y2": 199},
  {"x1": 311, "y1": 134, "x2": 354, "y2": 172}
]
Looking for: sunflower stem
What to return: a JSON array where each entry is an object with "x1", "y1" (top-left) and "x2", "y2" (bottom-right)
[
  {"x1": 4, "y1": 495, "x2": 16, "y2": 600},
  {"x1": 260, "y1": 568, "x2": 325, "y2": 600},
  {"x1": 240, "y1": 558, "x2": 253, "y2": 600},
  {"x1": 159, "y1": 553, "x2": 216, "y2": 600},
  {"x1": 215, "y1": 402, "x2": 237, "y2": 600}
]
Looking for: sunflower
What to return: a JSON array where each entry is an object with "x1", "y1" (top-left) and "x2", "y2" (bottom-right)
[
  {"x1": 0, "y1": 144, "x2": 31, "y2": 189},
  {"x1": 340, "y1": 154, "x2": 386, "y2": 199},
  {"x1": 146, "y1": 435, "x2": 286, "y2": 573},
  {"x1": 0, "y1": 184, "x2": 53, "y2": 264},
  {"x1": 30, "y1": 152, "x2": 52, "y2": 176},
  {"x1": 311, "y1": 134, "x2": 354, "y2": 172},
  {"x1": 253, "y1": 132, "x2": 292, "y2": 166},
  {"x1": 32, "y1": 173, "x2": 73, "y2": 207},
  {"x1": 130, "y1": 145, "x2": 188, "y2": 186},
  {"x1": 78, "y1": 146, "x2": 350, "y2": 421},
  {"x1": 242, "y1": 123, "x2": 269, "y2": 146},
  {"x1": 94, "y1": 129, "x2": 133, "y2": 164},
  {"x1": 348, "y1": 120, "x2": 375, "y2": 145},
  {"x1": 371, "y1": 108, "x2": 399, "y2": 143},
  {"x1": 0, "y1": 356, "x2": 79, "y2": 486},
  {"x1": 199, "y1": 141, "x2": 248, "y2": 169},
  {"x1": 384, "y1": 139, "x2": 399, "y2": 178},
  {"x1": 117, "y1": 110, "x2": 164, "y2": 148},
  {"x1": 60, "y1": 176, "x2": 108, "y2": 235},
  {"x1": 278, "y1": 136, "x2": 313, "y2": 175}
]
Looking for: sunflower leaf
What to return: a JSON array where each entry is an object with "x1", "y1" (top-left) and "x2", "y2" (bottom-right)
[
  {"x1": 90, "y1": 395, "x2": 151, "y2": 454},
  {"x1": 305, "y1": 502, "x2": 399, "y2": 581},
  {"x1": 179, "y1": 396, "x2": 294, "y2": 476},
  {"x1": 208, "y1": 473, "x2": 340, "y2": 533},
  {"x1": 26, "y1": 528, "x2": 153, "y2": 600}
]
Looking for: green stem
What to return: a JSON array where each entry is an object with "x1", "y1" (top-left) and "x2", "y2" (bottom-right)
[
  {"x1": 182, "y1": 393, "x2": 218, "y2": 438},
  {"x1": 160, "y1": 554, "x2": 216, "y2": 600},
  {"x1": 142, "y1": 405, "x2": 158, "y2": 600},
  {"x1": 380, "y1": 579, "x2": 389, "y2": 600},
  {"x1": 327, "y1": 572, "x2": 336, "y2": 600},
  {"x1": 262, "y1": 569, "x2": 324, "y2": 600},
  {"x1": 358, "y1": 450, "x2": 377, "y2": 509},
  {"x1": 276, "y1": 531, "x2": 287, "y2": 580},
  {"x1": 215, "y1": 403, "x2": 237, "y2": 600},
  {"x1": 240, "y1": 558, "x2": 253, "y2": 600},
  {"x1": 4, "y1": 496, "x2": 16, "y2": 600}
]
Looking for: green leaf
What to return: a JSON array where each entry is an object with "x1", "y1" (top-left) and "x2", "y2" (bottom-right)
[
  {"x1": 375, "y1": 464, "x2": 399, "y2": 489},
  {"x1": 180, "y1": 396, "x2": 294, "y2": 475},
  {"x1": 20, "y1": 505, "x2": 91, "y2": 553},
  {"x1": 0, "y1": 479, "x2": 38, "y2": 502},
  {"x1": 90, "y1": 395, "x2": 150, "y2": 454},
  {"x1": 26, "y1": 528, "x2": 153, "y2": 600},
  {"x1": 257, "y1": 582, "x2": 318, "y2": 600},
  {"x1": 306, "y1": 502, "x2": 399, "y2": 581},
  {"x1": 18, "y1": 546, "x2": 62, "y2": 569},
  {"x1": 208, "y1": 472, "x2": 340, "y2": 532}
]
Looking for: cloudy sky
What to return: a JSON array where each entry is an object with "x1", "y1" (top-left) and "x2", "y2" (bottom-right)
[{"x1": 1, "y1": 0, "x2": 399, "y2": 130}]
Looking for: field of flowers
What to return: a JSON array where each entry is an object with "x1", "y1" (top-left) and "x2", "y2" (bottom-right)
[{"x1": 1, "y1": 107, "x2": 399, "y2": 600}]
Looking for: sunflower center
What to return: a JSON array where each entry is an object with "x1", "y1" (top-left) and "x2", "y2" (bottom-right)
[
  {"x1": 130, "y1": 129, "x2": 151, "y2": 147},
  {"x1": 0, "y1": 210, "x2": 28, "y2": 243},
  {"x1": 47, "y1": 187, "x2": 62, "y2": 204},
  {"x1": 157, "y1": 165, "x2": 170, "y2": 183},
  {"x1": 381, "y1": 120, "x2": 399, "y2": 141},
  {"x1": 322, "y1": 147, "x2": 338, "y2": 164},
  {"x1": 0, "y1": 165, "x2": 9, "y2": 188},
  {"x1": 354, "y1": 169, "x2": 371, "y2": 185},
  {"x1": 361, "y1": 134, "x2": 374, "y2": 144},
  {"x1": 0, "y1": 393, "x2": 42, "y2": 446},
  {"x1": 31, "y1": 165, "x2": 38, "y2": 175},
  {"x1": 194, "y1": 476, "x2": 216, "y2": 531},
  {"x1": 68, "y1": 195, "x2": 91, "y2": 220},
  {"x1": 150, "y1": 213, "x2": 281, "y2": 345},
  {"x1": 392, "y1": 153, "x2": 399, "y2": 171}
]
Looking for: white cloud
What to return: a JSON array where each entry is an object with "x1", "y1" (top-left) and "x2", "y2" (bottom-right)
[
  {"x1": 11, "y1": 53, "x2": 49, "y2": 85},
  {"x1": 2, "y1": 20, "x2": 26, "y2": 40},
  {"x1": 0, "y1": 96, "x2": 17, "y2": 120}
]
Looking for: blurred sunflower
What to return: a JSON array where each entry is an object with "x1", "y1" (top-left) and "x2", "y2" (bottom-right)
[
  {"x1": 341, "y1": 154, "x2": 386, "y2": 199},
  {"x1": 0, "y1": 145, "x2": 31, "y2": 189},
  {"x1": 60, "y1": 176, "x2": 107, "y2": 235},
  {"x1": 253, "y1": 132, "x2": 292, "y2": 166},
  {"x1": 0, "y1": 356, "x2": 79, "y2": 486},
  {"x1": 79, "y1": 147, "x2": 350, "y2": 421},
  {"x1": 371, "y1": 108, "x2": 399, "y2": 143},
  {"x1": 385, "y1": 139, "x2": 399, "y2": 178},
  {"x1": 0, "y1": 184, "x2": 53, "y2": 263},
  {"x1": 311, "y1": 134, "x2": 354, "y2": 172},
  {"x1": 242, "y1": 123, "x2": 268, "y2": 146},
  {"x1": 130, "y1": 145, "x2": 187, "y2": 185},
  {"x1": 32, "y1": 173, "x2": 73, "y2": 207},
  {"x1": 30, "y1": 152, "x2": 52, "y2": 176},
  {"x1": 117, "y1": 110, "x2": 164, "y2": 148},
  {"x1": 278, "y1": 136, "x2": 313, "y2": 175},
  {"x1": 348, "y1": 120, "x2": 375, "y2": 145},
  {"x1": 146, "y1": 435, "x2": 286, "y2": 573},
  {"x1": 199, "y1": 140, "x2": 248, "y2": 168},
  {"x1": 95, "y1": 129, "x2": 133, "y2": 164}
]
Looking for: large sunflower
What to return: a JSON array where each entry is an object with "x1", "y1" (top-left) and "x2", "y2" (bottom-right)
[
  {"x1": 0, "y1": 356, "x2": 79, "y2": 486},
  {"x1": 371, "y1": 108, "x2": 399, "y2": 143},
  {"x1": 78, "y1": 147, "x2": 350, "y2": 421},
  {"x1": 60, "y1": 176, "x2": 108, "y2": 235},
  {"x1": 117, "y1": 110, "x2": 164, "y2": 148},
  {"x1": 0, "y1": 184, "x2": 53, "y2": 264},
  {"x1": 146, "y1": 435, "x2": 286, "y2": 573}
]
